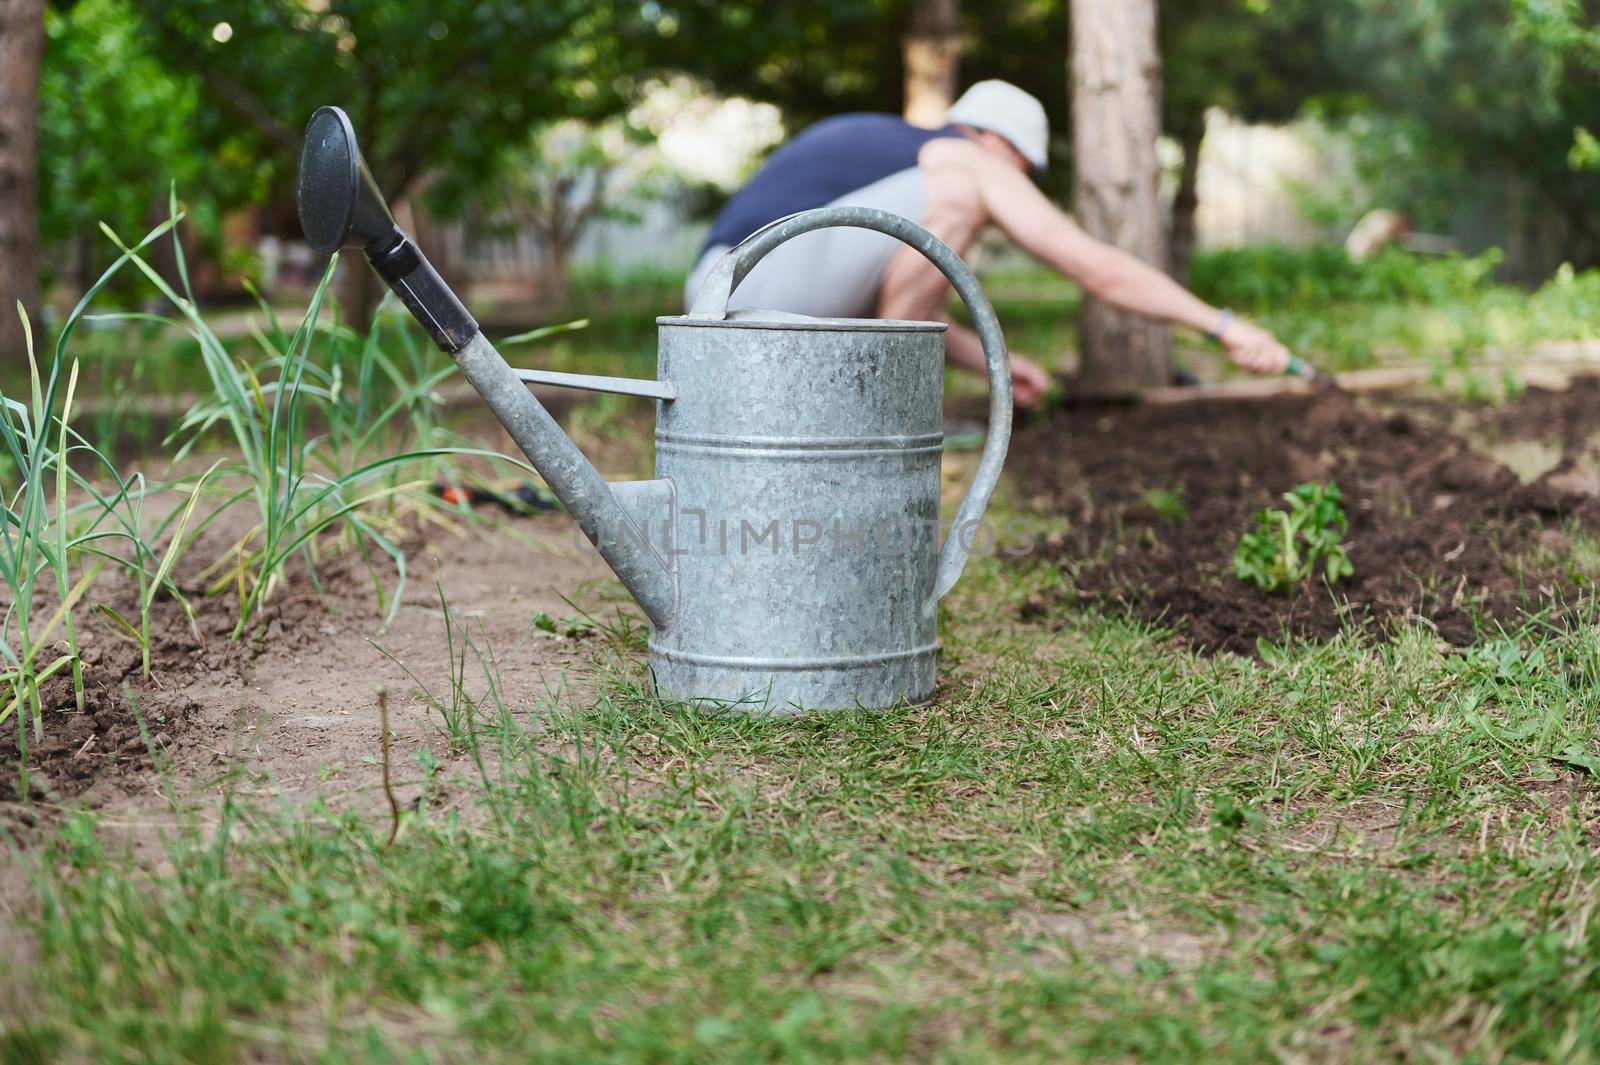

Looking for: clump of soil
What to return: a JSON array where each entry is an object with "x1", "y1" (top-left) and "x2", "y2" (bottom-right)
[{"x1": 1013, "y1": 385, "x2": 1600, "y2": 655}]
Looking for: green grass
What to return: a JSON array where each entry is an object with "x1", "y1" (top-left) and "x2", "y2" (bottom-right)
[
  {"x1": 6, "y1": 511, "x2": 1600, "y2": 1061},
  {"x1": 982, "y1": 247, "x2": 1600, "y2": 377},
  {"x1": 31, "y1": 242, "x2": 1600, "y2": 420}
]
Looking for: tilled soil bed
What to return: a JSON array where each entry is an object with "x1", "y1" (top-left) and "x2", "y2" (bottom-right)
[{"x1": 1013, "y1": 381, "x2": 1600, "y2": 655}]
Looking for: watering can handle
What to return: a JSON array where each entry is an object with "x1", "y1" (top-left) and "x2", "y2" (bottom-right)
[{"x1": 688, "y1": 206, "x2": 1013, "y2": 600}]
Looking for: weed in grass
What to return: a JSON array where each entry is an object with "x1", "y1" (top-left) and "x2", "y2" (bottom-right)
[
  {"x1": 370, "y1": 579, "x2": 481, "y2": 753},
  {"x1": 529, "y1": 610, "x2": 599, "y2": 640},
  {"x1": 1141, "y1": 485, "x2": 1188, "y2": 526},
  {"x1": 1517, "y1": 520, "x2": 1600, "y2": 588},
  {"x1": 367, "y1": 578, "x2": 612, "y2": 765}
]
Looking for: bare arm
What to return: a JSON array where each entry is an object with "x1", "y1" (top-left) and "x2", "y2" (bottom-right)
[
  {"x1": 876, "y1": 158, "x2": 1050, "y2": 406},
  {"x1": 941, "y1": 318, "x2": 1048, "y2": 407},
  {"x1": 906, "y1": 138, "x2": 1290, "y2": 375},
  {"x1": 956, "y1": 144, "x2": 1216, "y2": 329}
]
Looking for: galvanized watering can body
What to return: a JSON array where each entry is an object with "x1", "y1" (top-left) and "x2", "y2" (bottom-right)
[
  {"x1": 297, "y1": 109, "x2": 1011, "y2": 713},
  {"x1": 645, "y1": 208, "x2": 1014, "y2": 711},
  {"x1": 651, "y1": 310, "x2": 947, "y2": 708}
]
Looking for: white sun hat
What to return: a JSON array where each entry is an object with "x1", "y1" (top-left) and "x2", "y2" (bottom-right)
[{"x1": 944, "y1": 80, "x2": 1050, "y2": 171}]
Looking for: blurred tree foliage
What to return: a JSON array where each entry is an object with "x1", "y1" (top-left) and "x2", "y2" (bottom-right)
[
  {"x1": 130, "y1": 0, "x2": 635, "y2": 204},
  {"x1": 39, "y1": 0, "x2": 223, "y2": 291},
  {"x1": 639, "y1": 1, "x2": 904, "y2": 124},
  {"x1": 957, "y1": 4, "x2": 1331, "y2": 175},
  {"x1": 30, "y1": 0, "x2": 1600, "y2": 299},
  {"x1": 955, "y1": 0, "x2": 1333, "y2": 275},
  {"x1": 644, "y1": 2, "x2": 1333, "y2": 206},
  {"x1": 961, "y1": 0, "x2": 1600, "y2": 273},
  {"x1": 1317, "y1": 0, "x2": 1600, "y2": 269},
  {"x1": 1158, "y1": 0, "x2": 1336, "y2": 276},
  {"x1": 122, "y1": 0, "x2": 652, "y2": 321}
]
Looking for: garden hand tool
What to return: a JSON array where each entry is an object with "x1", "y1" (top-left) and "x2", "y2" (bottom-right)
[
  {"x1": 434, "y1": 480, "x2": 560, "y2": 515},
  {"x1": 1287, "y1": 354, "x2": 1335, "y2": 389}
]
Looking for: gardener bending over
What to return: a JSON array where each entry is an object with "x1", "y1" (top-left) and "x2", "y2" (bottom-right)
[{"x1": 685, "y1": 80, "x2": 1292, "y2": 408}]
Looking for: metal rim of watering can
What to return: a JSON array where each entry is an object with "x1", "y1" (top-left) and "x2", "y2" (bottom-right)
[{"x1": 687, "y1": 206, "x2": 1014, "y2": 601}]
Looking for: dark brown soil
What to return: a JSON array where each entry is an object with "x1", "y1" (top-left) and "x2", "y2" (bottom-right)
[
  {"x1": 1013, "y1": 384, "x2": 1600, "y2": 655},
  {"x1": 1486, "y1": 377, "x2": 1600, "y2": 454},
  {"x1": 0, "y1": 541, "x2": 368, "y2": 816}
]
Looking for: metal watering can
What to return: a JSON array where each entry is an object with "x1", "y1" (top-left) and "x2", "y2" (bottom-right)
[{"x1": 296, "y1": 106, "x2": 1011, "y2": 713}]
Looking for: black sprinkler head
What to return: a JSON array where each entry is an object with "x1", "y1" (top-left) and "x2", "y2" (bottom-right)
[
  {"x1": 296, "y1": 105, "x2": 400, "y2": 255},
  {"x1": 294, "y1": 104, "x2": 478, "y2": 352}
]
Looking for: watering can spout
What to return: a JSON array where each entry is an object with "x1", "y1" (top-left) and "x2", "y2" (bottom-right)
[{"x1": 295, "y1": 106, "x2": 674, "y2": 628}]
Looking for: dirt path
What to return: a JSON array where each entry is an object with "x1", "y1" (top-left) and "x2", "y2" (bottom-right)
[{"x1": 138, "y1": 515, "x2": 608, "y2": 811}]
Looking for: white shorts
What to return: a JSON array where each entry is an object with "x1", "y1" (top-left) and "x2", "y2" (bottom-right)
[{"x1": 683, "y1": 167, "x2": 928, "y2": 319}]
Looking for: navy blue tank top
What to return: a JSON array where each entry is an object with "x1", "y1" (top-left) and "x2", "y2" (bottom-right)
[{"x1": 704, "y1": 114, "x2": 963, "y2": 252}]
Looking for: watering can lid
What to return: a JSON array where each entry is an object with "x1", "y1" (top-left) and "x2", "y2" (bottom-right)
[{"x1": 659, "y1": 308, "x2": 947, "y2": 333}]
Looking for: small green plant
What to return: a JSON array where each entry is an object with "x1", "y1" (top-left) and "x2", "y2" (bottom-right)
[
  {"x1": 0, "y1": 341, "x2": 99, "y2": 768},
  {"x1": 1141, "y1": 486, "x2": 1188, "y2": 526},
  {"x1": 369, "y1": 579, "x2": 481, "y2": 753},
  {"x1": 1233, "y1": 482, "x2": 1354, "y2": 596},
  {"x1": 1, "y1": 373, "x2": 189, "y2": 774},
  {"x1": 2, "y1": 218, "x2": 197, "y2": 787},
  {"x1": 91, "y1": 460, "x2": 220, "y2": 679}
]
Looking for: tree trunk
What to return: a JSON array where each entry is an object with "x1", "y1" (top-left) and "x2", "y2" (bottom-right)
[
  {"x1": 1169, "y1": 114, "x2": 1206, "y2": 284},
  {"x1": 535, "y1": 238, "x2": 570, "y2": 309},
  {"x1": 0, "y1": 0, "x2": 45, "y2": 362},
  {"x1": 1070, "y1": 0, "x2": 1170, "y2": 392},
  {"x1": 903, "y1": 0, "x2": 960, "y2": 129},
  {"x1": 337, "y1": 256, "x2": 378, "y2": 337}
]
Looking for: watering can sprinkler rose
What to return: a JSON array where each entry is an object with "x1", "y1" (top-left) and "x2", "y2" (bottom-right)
[{"x1": 296, "y1": 106, "x2": 1012, "y2": 713}]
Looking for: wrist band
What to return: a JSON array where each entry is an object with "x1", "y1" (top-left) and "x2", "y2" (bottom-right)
[{"x1": 1208, "y1": 309, "x2": 1235, "y2": 342}]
